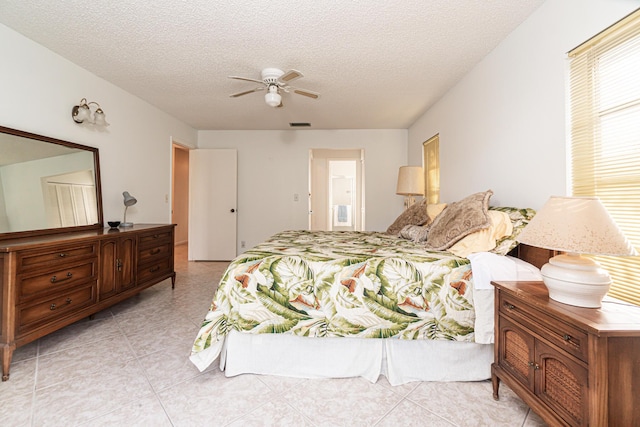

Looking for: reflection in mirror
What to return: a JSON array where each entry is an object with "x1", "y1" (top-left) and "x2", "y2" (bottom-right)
[{"x1": 0, "y1": 126, "x2": 102, "y2": 239}]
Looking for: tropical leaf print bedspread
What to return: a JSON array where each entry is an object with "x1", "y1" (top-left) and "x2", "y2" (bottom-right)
[{"x1": 190, "y1": 230, "x2": 482, "y2": 369}]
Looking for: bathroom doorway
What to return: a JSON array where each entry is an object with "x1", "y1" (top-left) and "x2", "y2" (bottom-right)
[{"x1": 309, "y1": 149, "x2": 365, "y2": 231}]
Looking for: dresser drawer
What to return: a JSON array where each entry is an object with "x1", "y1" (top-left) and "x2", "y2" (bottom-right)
[
  {"x1": 18, "y1": 260, "x2": 97, "y2": 302},
  {"x1": 138, "y1": 229, "x2": 172, "y2": 248},
  {"x1": 499, "y1": 293, "x2": 588, "y2": 362},
  {"x1": 137, "y1": 257, "x2": 172, "y2": 283},
  {"x1": 138, "y1": 242, "x2": 172, "y2": 264},
  {"x1": 16, "y1": 283, "x2": 96, "y2": 334},
  {"x1": 17, "y1": 242, "x2": 98, "y2": 271}
]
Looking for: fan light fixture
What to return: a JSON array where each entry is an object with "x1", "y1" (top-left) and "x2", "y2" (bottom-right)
[
  {"x1": 229, "y1": 68, "x2": 320, "y2": 108},
  {"x1": 71, "y1": 98, "x2": 109, "y2": 127},
  {"x1": 264, "y1": 85, "x2": 281, "y2": 107},
  {"x1": 121, "y1": 191, "x2": 137, "y2": 227}
]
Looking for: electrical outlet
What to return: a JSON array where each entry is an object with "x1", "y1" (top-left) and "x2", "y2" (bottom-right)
[
  {"x1": 165, "y1": 194, "x2": 169, "y2": 203},
  {"x1": 241, "y1": 241, "x2": 246, "y2": 248},
  {"x1": 293, "y1": 193, "x2": 299, "y2": 202}
]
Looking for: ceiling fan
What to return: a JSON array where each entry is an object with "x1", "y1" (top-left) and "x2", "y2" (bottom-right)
[{"x1": 229, "y1": 68, "x2": 320, "y2": 108}]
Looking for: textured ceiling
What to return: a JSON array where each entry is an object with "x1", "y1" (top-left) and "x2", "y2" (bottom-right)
[{"x1": 0, "y1": 1, "x2": 544, "y2": 130}]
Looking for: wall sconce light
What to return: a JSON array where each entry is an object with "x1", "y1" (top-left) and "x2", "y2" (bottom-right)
[
  {"x1": 71, "y1": 98, "x2": 109, "y2": 126},
  {"x1": 121, "y1": 191, "x2": 137, "y2": 227}
]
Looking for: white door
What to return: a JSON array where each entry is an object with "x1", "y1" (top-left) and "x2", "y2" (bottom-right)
[{"x1": 188, "y1": 149, "x2": 237, "y2": 260}]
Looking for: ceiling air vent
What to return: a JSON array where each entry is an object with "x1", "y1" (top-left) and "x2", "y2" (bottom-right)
[{"x1": 289, "y1": 122, "x2": 311, "y2": 127}]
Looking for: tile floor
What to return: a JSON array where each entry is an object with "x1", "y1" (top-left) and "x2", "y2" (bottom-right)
[{"x1": 0, "y1": 244, "x2": 547, "y2": 426}]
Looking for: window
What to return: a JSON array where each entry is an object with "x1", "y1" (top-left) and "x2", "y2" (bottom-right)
[
  {"x1": 422, "y1": 134, "x2": 440, "y2": 204},
  {"x1": 569, "y1": 9, "x2": 640, "y2": 305}
]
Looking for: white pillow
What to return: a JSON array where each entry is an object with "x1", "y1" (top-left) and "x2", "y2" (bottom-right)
[
  {"x1": 470, "y1": 252, "x2": 542, "y2": 344},
  {"x1": 468, "y1": 252, "x2": 542, "y2": 290}
]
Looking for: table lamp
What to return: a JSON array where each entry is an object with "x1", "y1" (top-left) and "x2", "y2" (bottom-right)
[
  {"x1": 396, "y1": 166, "x2": 424, "y2": 209},
  {"x1": 121, "y1": 191, "x2": 137, "y2": 227},
  {"x1": 516, "y1": 196, "x2": 637, "y2": 308}
]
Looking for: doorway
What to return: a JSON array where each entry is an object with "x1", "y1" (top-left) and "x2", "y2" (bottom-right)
[
  {"x1": 172, "y1": 143, "x2": 190, "y2": 246},
  {"x1": 309, "y1": 149, "x2": 364, "y2": 231}
]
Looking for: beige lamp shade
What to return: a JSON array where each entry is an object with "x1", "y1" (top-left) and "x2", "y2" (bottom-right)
[
  {"x1": 517, "y1": 196, "x2": 637, "y2": 308},
  {"x1": 516, "y1": 196, "x2": 637, "y2": 256},
  {"x1": 396, "y1": 166, "x2": 425, "y2": 196}
]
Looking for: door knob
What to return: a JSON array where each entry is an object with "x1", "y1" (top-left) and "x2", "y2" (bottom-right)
[{"x1": 230, "y1": 209, "x2": 235, "y2": 213}]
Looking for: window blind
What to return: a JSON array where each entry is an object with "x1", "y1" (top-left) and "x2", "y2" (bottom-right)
[{"x1": 569, "y1": 9, "x2": 640, "y2": 305}]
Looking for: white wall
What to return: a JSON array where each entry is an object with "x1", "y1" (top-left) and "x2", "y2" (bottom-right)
[
  {"x1": 0, "y1": 23, "x2": 197, "y2": 225},
  {"x1": 408, "y1": 0, "x2": 638, "y2": 210},
  {"x1": 197, "y1": 129, "x2": 407, "y2": 249}
]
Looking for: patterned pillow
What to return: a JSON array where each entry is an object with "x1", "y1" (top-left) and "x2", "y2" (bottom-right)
[
  {"x1": 425, "y1": 190, "x2": 493, "y2": 251},
  {"x1": 488, "y1": 206, "x2": 537, "y2": 255},
  {"x1": 399, "y1": 224, "x2": 430, "y2": 242},
  {"x1": 386, "y1": 199, "x2": 429, "y2": 235}
]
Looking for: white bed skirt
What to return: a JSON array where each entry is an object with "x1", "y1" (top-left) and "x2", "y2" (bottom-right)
[{"x1": 221, "y1": 331, "x2": 493, "y2": 386}]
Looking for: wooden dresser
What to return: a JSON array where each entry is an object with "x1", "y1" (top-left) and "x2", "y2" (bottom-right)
[
  {"x1": 491, "y1": 281, "x2": 640, "y2": 426},
  {"x1": 0, "y1": 224, "x2": 175, "y2": 381}
]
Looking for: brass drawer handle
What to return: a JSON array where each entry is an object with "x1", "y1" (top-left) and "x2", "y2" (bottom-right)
[
  {"x1": 59, "y1": 253, "x2": 67, "y2": 258},
  {"x1": 560, "y1": 333, "x2": 581, "y2": 349},
  {"x1": 149, "y1": 266, "x2": 160, "y2": 273},
  {"x1": 51, "y1": 272, "x2": 73, "y2": 283},
  {"x1": 504, "y1": 303, "x2": 516, "y2": 310},
  {"x1": 49, "y1": 298, "x2": 72, "y2": 310},
  {"x1": 528, "y1": 361, "x2": 540, "y2": 370},
  {"x1": 150, "y1": 248, "x2": 161, "y2": 255}
]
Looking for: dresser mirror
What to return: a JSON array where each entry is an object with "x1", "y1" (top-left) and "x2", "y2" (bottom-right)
[{"x1": 0, "y1": 125, "x2": 103, "y2": 240}]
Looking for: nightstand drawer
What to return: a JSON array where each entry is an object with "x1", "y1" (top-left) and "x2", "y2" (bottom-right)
[{"x1": 499, "y1": 293, "x2": 588, "y2": 362}]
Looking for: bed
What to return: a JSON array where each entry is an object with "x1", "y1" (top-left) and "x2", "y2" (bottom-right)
[{"x1": 190, "y1": 192, "x2": 549, "y2": 385}]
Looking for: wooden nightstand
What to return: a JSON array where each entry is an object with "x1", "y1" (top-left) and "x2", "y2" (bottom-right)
[{"x1": 491, "y1": 281, "x2": 640, "y2": 426}]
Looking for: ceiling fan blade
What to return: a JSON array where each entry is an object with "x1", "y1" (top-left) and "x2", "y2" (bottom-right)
[
  {"x1": 278, "y1": 69, "x2": 303, "y2": 84},
  {"x1": 292, "y1": 87, "x2": 320, "y2": 99},
  {"x1": 229, "y1": 87, "x2": 264, "y2": 97},
  {"x1": 229, "y1": 76, "x2": 265, "y2": 85}
]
